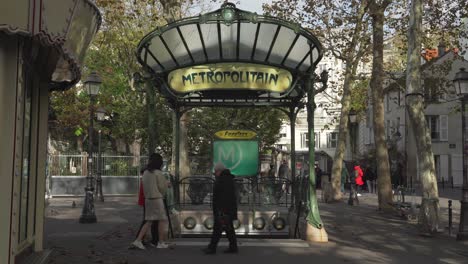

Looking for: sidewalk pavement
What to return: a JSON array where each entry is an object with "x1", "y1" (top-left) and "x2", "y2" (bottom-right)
[{"x1": 44, "y1": 192, "x2": 468, "y2": 264}]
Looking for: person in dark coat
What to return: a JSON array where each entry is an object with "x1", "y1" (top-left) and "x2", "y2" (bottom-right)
[
  {"x1": 314, "y1": 162, "x2": 323, "y2": 189},
  {"x1": 364, "y1": 165, "x2": 376, "y2": 193},
  {"x1": 203, "y1": 162, "x2": 238, "y2": 254}
]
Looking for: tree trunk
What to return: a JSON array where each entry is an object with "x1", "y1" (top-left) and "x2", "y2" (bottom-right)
[
  {"x1": 330, "y1": 69, "x2": 353, "y2": 201},
  {"x1": 370, "y1": 5, "x2": 393, "y2": 211},
  {"x1": 327, "y1": 1, "x2": 369, "y2": 202},
  {"x1": 145, "y1": 80, "x2": 157, "y2": 155},
  {"x1": 406, "y1": 0, "x2": 440, "y2": 233}
]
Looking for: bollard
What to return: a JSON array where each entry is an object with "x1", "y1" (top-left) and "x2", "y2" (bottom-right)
[{"x1": 448, "y1": 200, "x2": 452, "y2": 236}]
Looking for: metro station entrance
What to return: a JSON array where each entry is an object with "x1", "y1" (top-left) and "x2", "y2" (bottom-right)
[{"x1": 136, "y1": 2, "x2": 328, "y2": 240}]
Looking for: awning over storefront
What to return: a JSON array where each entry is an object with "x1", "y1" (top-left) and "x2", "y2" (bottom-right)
[
  {"x1": 0, "y1": 0, "x2": 101, "y2": 90},
  {"x1": 137, "y1": 2, "x2": 323, "y2": 107}
]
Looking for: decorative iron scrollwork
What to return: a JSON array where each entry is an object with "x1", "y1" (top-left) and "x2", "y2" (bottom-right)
[{"x1": 187, "y1": 178, "x2": 210, "y2": 205}]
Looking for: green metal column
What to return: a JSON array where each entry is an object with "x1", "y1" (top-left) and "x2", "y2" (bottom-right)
[
  {"x1": 174, "y1": 109, "x2": 181, "y2": 181},
  {"x1": 289, "y1": 107, "x2": 297, "y2": 208},
  {"x1": 174, "y1": 109, "x2": 181, "y2": 204},
  {"x1": 306, "y1": 75, "x2": 324, "y2": 229}
]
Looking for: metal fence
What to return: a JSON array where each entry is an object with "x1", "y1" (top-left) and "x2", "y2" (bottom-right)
[
  {"x1": 47, "y1": 153, "x2": 147, "y2": 196},
  {"x1": 176, "y1": 176, "x2": 294, "y2": 209},
  {"x1": 48, "y1": 153, "x2": 147, "y2": 177}
]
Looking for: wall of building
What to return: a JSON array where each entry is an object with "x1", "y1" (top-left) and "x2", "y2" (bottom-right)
[
  {"x1": 0, "y1": 35, "x2": 57, "y2": 264},
  {"x1": 0, "y1": 34, "x2": 19, "y2": 264}
]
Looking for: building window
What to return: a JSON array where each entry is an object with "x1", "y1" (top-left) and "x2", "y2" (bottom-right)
[
  {"x1": 327, "y1": 132, "x2": 338, "y2": 148},
  {"x1": 434, "y1": 155, "x2": 440, "y2": 179},
  {"x1": 424, "y1": 82, "x2": 439, "y2": 102},
  {"x1": 279, "y1": 133, "x2": 287, "y2": 138},
  {"x1": 314, "y1": 133, "x2": 320, "y2": 149},
  {"x1": 426, "y1": 116, "x2": 439, "y2": 140},
  {"x1": 300, "y1": 132, "x2": 320, "y2": 149},
  {"x1": 301, "y1": 132, "x2": 309, "y2": 149},
  {"x1": 19, "y1": 78, "x2": 33, "y2": 243},
  {"x1": 425, "y1": 115, "x2": 448, "y2": 141}
]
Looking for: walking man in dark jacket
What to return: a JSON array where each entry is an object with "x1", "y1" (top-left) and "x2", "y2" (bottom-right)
[{"x1": 203, "y1": 162, "x2": 238, "y2": 254}]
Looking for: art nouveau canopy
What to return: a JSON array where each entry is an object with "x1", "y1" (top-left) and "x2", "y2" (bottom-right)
[{"x1": 137, "y1": 2, "x2": 323, "y2": 107}]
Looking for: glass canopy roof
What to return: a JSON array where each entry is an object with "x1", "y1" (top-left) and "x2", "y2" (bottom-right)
[{"x1": 136, "y1": 2, "x2": 323, "y2": 107}]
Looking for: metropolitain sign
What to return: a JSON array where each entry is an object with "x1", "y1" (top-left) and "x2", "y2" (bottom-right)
[{"x1": 168, "y1": 63, "x2": 292, "y2": 93}]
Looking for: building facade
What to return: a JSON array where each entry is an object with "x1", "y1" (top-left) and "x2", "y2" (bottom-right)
[
  {"x1": 360, "y1": 51, "x2": 468, "y2": 187},
  {"x1": 276, "y1": 53, "x2": 370, "y2": 173},
  {"x1": 0, "y1": 1, "x2": 100, "y2": 263}
]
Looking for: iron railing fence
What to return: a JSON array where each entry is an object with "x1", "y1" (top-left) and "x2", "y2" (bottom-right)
[
  {"x1": 175, "y1": 176, "x2": 294, "y2": 209},
  {"x1": 48, "y1": 153, "x2": 149, "y2": 177}
]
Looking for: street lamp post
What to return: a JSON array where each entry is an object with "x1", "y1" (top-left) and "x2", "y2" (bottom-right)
[
  {"x1": 95, "y1": 107, "x2": 106, "y2": 202},
  {"x1": 454, "y1": 67, "x2": 468, "y2": 240},
  {"x1": 79, "y1": 72, "x2": 102, "y2": 224},
  {"x1": 348, "y1": 109, "x2": 357, "y2": 206}
]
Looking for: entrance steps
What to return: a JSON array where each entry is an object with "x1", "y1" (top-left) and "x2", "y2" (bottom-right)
[{"x1": 172, "y1": 238, "x2": 309, "y2": 248}]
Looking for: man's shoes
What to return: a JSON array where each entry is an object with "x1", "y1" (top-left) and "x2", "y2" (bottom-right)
[
  {"x1": 202, "y1": 247, "x2": 216, "y2": 255},
  {"x1": 223, "y1": 248, "x2": 238, "y2": 254}
]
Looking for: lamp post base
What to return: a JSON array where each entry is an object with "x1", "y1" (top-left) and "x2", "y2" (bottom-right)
[
  {"x1": 456, "y1": 199, "x2": 468, "y2": 241},
  {"x1": 305, "y1": 223, "x2": 328, "y2": 242},
  {"x1": 348, "y1": 185, "x2": 358, "y2": 206},
  {"x1": 79, "y1": 187, "x2": 97, "y2": 224},
  {"x1": 96, "y1": 176, "x2": 104, "y2": 202}
]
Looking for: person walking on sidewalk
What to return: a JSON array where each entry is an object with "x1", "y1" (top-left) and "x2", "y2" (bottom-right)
[
  {"x1": 203, "y1": 162, "x2": 238, "y2": 255},
  {"x1": 131, "y1": 153, "x2": 170, "y2": 250},
  {"x1": 134, "y1": 171, "x2": 159, "y2": 247},
  {"x1": 364, "y1": 165, "x2": 376, "y2": 193},
  {"x1": 341, "y1": 162, "x2": 349, "y2": 194},
  {"x1": 354, "y1": 164, "x2": 364, "y2": 197}
]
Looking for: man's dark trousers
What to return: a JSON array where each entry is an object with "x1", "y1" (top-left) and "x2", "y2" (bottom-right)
[{"x1": 208, "y1": 214, "x2": 237, "y2": 251}]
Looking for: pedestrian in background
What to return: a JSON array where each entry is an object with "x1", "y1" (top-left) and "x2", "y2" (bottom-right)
[
  {"x1": 341, "y1": 162, "x2": 349, "y2": 194},
  {"x1": 131, "y1": 153, "x2": 170, "y2": 250},
  {"x1": 203, "y1": 162, "x2": 238, "y2": 254},
  {"x1": 364, "y1": 165, "x2": 376, "y2": 193},
  {"x1": 354, "y1": 164, "x2": 364, "y2": 197},
  {"x1": 133, "y1": 169, "x2": 159, "y2": 248},
  {"x1": 314, "y1": 162, "x2": 322, "y2": 189}
]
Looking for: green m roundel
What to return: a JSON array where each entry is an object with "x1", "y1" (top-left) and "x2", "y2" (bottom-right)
[{"x1": 213, "y1": 140, "x2": 259, "y2": 177}]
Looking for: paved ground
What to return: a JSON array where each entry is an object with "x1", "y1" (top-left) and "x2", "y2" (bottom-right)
[{"x1": 44, "y1": 188, "x2": 468, "y2": 264}]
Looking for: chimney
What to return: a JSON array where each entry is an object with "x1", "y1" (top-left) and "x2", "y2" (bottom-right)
[{"x1": 438, "y1": 41, "x2": 446, "y2": 57}]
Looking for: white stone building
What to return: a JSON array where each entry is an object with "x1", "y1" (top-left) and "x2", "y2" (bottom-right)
[
  {"x1": 276, "y1": 54, "x2": 371, "y2": 173},
  {"x1": 360, "y1": 51, "x2": 468, "y2": 187}
]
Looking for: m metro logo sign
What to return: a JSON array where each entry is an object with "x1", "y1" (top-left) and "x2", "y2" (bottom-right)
[{"x1": 213, "y1": 129, "x2": 258, "y2": 177}]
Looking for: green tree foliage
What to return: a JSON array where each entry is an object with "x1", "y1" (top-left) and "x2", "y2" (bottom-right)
[
  {"x1": 49, "y1": 0, "x2": 169, "y2": 153},
  {"x1": 187, "y1": 108, "x2": 286, "y2": 157},
  {"x1": 50, "y1": 0, "x2": 287, "y2": 157},
  {"x1": 265, "y1": 0, "x2": 373, "y2": 202}
]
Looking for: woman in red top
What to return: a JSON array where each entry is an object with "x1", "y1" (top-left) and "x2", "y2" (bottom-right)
[{"x1": 354, "y1": 165, "x2": 364, "y2": 196}]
